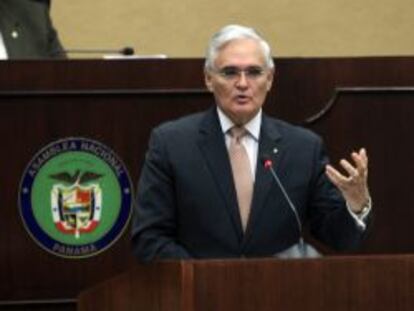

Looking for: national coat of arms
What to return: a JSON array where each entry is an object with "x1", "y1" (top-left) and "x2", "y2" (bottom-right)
[
  {"x1": 50, "y1": 170, "x2": 103, "y2": 238},
  {"x1": 19, "y1": 137, "x2": 132, "y2": 258}
]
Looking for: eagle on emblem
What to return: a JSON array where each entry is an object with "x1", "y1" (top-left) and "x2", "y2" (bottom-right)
[{"x1": 49, "y1": 170, "x2": 103, "y2": 185}]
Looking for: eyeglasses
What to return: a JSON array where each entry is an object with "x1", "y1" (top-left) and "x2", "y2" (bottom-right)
[{"x1": 215, "y1": 66, "x2": 267, "y2": 81}]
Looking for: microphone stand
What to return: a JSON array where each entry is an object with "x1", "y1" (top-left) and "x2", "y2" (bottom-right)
[{"x1": 265, "y1": 162, "x2": 306, "y2": 255}]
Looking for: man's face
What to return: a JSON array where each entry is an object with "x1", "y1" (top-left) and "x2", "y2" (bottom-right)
[{"x1": 205, "y1": 38, "x2": 274, "y2": 125}]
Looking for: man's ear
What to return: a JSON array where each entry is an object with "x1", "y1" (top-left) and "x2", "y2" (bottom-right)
[
  {"x1": 204, "y1": 70, "x2": 214, "y2": 92},
  {"x1": 266, "y1": 68, "x2": 275, "y2": 91}
]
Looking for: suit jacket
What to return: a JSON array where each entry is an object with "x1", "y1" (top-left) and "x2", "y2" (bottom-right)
[
  {"x1": 131, "y1": 107, "x2": 366, "y2": 261},
  {"x1": 0, "y1": 0, "x2": 65, "y2": 59}
]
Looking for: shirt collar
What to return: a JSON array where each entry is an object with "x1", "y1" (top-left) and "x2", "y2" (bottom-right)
[
  {"x1": 217, "y1": 107, "x2": 261, "y2": 141},
  {"x1": 0, "y1": 31, "x2": 8, "y2": 60}
]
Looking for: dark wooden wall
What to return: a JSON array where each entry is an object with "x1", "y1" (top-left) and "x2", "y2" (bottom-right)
[{"x1": 1, "y1": 57, "x2": 414, "y2": 309}]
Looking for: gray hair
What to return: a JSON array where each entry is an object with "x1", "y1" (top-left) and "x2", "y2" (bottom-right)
[{"x1": 204, "y1": 24, "x2": 275, "y2": 71}]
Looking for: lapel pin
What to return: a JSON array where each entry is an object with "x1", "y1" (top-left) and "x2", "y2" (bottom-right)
[{"x1": 11, "y1": 30, "x2": 19, "y2": 39}]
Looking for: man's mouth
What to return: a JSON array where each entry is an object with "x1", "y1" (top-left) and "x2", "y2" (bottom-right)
[{"x1": 235, "y1": 94, "x2": 250, "y2": 103}]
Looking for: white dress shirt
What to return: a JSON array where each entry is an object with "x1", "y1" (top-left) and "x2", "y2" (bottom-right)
[{"x1": 0, "y1": 31, "x2": 8, "y2": 60}]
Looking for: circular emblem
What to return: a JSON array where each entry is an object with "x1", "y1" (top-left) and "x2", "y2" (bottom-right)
[{"x1": 19, "y1": 137, "x2": 132, "y2": 258}]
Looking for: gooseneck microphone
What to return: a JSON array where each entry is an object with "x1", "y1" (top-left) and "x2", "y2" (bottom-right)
[
  {"x1": 63, "y1": 46, "x2": 135, "y2": 56},
  {"x1": 261, "y1": 154, "x2": 305, "y2": 254}
]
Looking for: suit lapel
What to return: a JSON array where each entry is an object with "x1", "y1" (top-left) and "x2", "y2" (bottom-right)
[
  {"x1": 243, "y1": 114, "x2": 283, "y2": 244},
  {"x1": 197, "y1": 108, "x2": 244, "y2": 238}
]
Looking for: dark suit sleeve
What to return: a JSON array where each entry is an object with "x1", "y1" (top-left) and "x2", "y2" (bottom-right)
[
  {"x1": 44, "y1": 1, "x2": 66, "y2": 58},
  {"x1": 131, "y1": 127, "x2": 192, "y2": 262},
  {"x1": 0, "y1": 0, "x2": 66, "y2": 59},
  {"x1": 306, "y1": 137, "x2": 368, "y2": 251}
]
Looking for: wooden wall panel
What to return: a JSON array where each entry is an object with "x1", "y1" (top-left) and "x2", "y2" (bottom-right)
[
  {"x1": 1, "y1": 57, "x2": 414, "y2": 306},
  {"x1": 307, "y1": 88, "x2": 414, "y2": 253}
]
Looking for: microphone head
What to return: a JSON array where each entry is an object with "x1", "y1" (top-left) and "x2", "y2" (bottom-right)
[
  {"x1": 260, "y1": 154, "x2": 273, "y2": 169},
  {"x1": 121, "y1": 47, "x2": 135, "y2": 56}
]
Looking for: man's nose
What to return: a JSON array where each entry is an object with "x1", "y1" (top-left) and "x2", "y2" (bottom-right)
[{"x1": 235, "y1": 71, "x2": 249, "y2": 88}]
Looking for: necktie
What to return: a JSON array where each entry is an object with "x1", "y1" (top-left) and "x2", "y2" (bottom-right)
[{"x1": 228, "y1": 126, "x2": 253, "y2": 230}]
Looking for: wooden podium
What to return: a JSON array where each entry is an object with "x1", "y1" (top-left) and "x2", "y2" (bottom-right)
[{"x1": 78, "y1": 255, "x2": 414, "y2": 311}]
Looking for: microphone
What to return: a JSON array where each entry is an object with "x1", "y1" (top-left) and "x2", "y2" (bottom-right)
[
  {"x1": 63, "y1": 46, "x2": 135, "y2": 56},
  {"x1": 261, "y1": 154, "x2": 322, "y2": 258},
  {"x1": 261, "y1": 154, "x2": 305, "y2": 254}
]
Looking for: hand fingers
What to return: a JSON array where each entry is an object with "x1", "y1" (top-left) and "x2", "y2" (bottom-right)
[
  {"x1": 325, "y1": 164, "x2": 347, "y2": 187},
  {"x1": 359, "y1": 148, "x2": 368, "y2": 165},
  {"x1": 326, "y1": 148, "x2": 369, "y2": 187},
  {"x1": 339, "y1": 159, "x2": 358, "y2": 179},
  {"x1": 351, "y1": 148, "x2": 368, "y2": 178},
  {"x1": 326, "y1": 149, "x2": 370, "y2": 212}
]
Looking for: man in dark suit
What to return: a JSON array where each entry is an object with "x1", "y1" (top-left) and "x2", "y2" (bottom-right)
[
  {"x1": 131, "y1": 24, "x2": 371, "y2": 261},
  {"x1": 0, "y1": 0, "x2": 65, "y2": 59}
]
